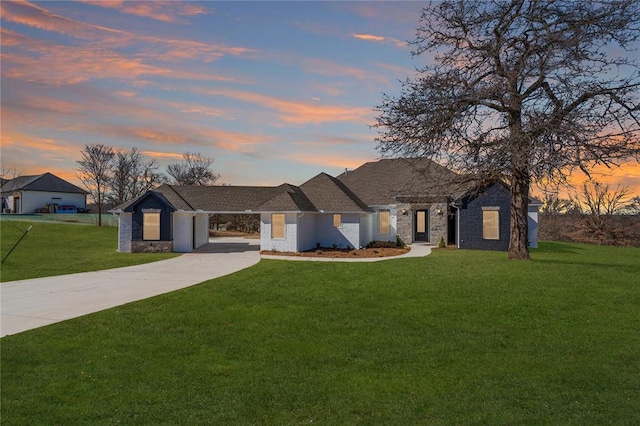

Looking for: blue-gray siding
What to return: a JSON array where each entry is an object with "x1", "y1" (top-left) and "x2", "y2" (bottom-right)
[
  {"x1": 128, "y1": 194, "x2": 173, "y2": 241},
  {"x1": 458, "y1": 184, "x2": 511, "y2": 251}
]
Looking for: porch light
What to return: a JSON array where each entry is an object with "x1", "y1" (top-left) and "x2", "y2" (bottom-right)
[
  {"x1": 401, "y1": 209, "x2": 408, "y2": 215},
  {"x1": 437, "y1": 208, "x2": 443, "y2": 215}
]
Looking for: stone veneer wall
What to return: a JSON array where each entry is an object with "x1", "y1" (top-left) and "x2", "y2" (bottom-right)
[
  {"x1": 395, "y1": 202, "x2": 449, "y2": 245},
  {"x1": 131, "y1": 240, "x2": 173, "y2": 253},
  {"x1": 430, "y1": 202, "x2": 448, "y2": 245},
  {"x1": 396, "y1": 202, "x2": 413, "y2": 245}
]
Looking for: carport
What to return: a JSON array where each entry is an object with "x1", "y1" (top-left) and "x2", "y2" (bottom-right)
[{"x1": 111, "y1": 184, "x2": 286, "y2": 253}]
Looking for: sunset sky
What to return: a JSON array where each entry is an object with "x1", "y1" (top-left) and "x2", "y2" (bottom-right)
[{"x1": 1, "y1": 1, "x2": 639, "y2": 195}]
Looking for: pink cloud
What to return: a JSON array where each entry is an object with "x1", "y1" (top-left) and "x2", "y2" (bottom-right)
[
  {"x1": 351, "y1": 33, "x2": 385, "y2": 42},
  {"x1": 1, "y1": 32, "x2": 247, "y2": 86},
  {"x1": 1, "y1": 132, "x2": 78, "y2": 157},
  {"x1": 82, "y1": 1, "x2": 209, "y2": 24},
  {"x1": 140, "y1": 151, "x2": 185, "y2": 160},
  {"x1": 205, "y1": 88, "x2": 373, "y2": 125},
  {"x1": 1, "y1": 1, "x2": 253, "y2": 69},
  {"x1": 351, "y1": 32, "x2": 407, "y2": 48},
  {"x1": 286, "y1": 152, "x2": 373, "y2": 171},
  {"x1": 0, "y1": 1, "x2": 128, "y2": 40},
  {"x1": 301, "y1": 58, "x2": 380, "y2": 82}
]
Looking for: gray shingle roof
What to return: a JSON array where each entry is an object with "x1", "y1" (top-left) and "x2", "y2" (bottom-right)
[
  {"x1": 255, "y1": 184, "x2": 316, "y2": 212},
  {"x1": 255, "y1": 173, "x2": 373, "y2": 213},
  {"x1": 114, "y1": 183, "x2": 290, "y2": 213},
  {"x1": 337, "y1": 158, "x2": 461, "y2": 205},
  {"x1": 298, "y1": 173, "x2": 372, "y2": 213},
  {"x1": 1, "y1": 173, "x2": 88, "y2": 194}
]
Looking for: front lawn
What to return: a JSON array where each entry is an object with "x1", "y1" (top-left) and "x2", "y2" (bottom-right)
[
  {"x1": 0, "y1": 220, "x2": 178, "y2": 282},
  {"x1": 1, "y1": 242, "x2": 639, "y2": 424}
]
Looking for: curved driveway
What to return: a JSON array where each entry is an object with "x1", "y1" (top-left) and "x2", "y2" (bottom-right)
[
  {"x1": 1, "y1": 237, "x2": 260, "y2": 338},
  {"x1": 1, "y1": 239, "x2": 431, "y2": 338}
]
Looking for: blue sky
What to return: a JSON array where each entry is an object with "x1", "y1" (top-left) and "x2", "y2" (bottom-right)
[
  {"x1": 1, "y1": 1, "x2": 638, "y2": 193},
  {"x1": 1, "y1": 1, "x2": 427, "y2": 186}
]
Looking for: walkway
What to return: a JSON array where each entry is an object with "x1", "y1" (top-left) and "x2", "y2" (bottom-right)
[{"x1": 1, "y1": 239, "x2": 431, "y2": 338}]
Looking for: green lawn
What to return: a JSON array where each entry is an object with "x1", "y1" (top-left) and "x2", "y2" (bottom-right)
[
  {"x1": 0, "y1": 220, "x2": 178, "y2": 282},
  {"x1": 1, "y1": 242, "x2": 639, "y2": 424}
]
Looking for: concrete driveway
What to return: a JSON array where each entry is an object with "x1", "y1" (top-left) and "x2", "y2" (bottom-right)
[{"x1": 1, "y1": 237, "x2": 260, "y2": 338}]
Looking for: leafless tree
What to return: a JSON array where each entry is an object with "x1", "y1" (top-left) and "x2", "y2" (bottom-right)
[
  {"x1": 76, "y1": 144, "x2": 115, "y2": 226},
  {"x1": 540, "y1": 193, "x2": 575, "y2": 216},
  {"x1": 109, "y1": 148, "x2": 166, "y2": 206},
  {"x1": 570, "y1": 180, "x2": 634, "y2": 243},
  {"x1": 167, "y1": 152, "x2": 220, "y2": 186},
  {"x1": 572, "y1": 181, "x2": 632, "y2": 217},
  {"x1": 0, "y1": 166, "x2": 23, "y2": 183},
  {"x1": 375, "y1": 0, "x2": 640, "y2": 259},
  {"x1": 0, "y1": 166, "x2": 23, "y2": 193}
]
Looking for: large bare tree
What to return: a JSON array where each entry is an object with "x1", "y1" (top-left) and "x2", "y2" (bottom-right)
[
  {"x1": 109, "y1": 148, "x2": 166, "y2": 206},
  {"x1": 375, "y1": 0, "x2": 640, "y2": 259},
  {"x1": 167, "y1": 152, "x2": 220, "y2": 186},
  {"x1": 76, "y1": 144, "x2": 115, "y2": 226}
]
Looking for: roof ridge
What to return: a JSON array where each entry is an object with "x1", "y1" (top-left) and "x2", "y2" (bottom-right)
[{"x1": 165, "y1": 184, "x2": 196, "y2": 210}]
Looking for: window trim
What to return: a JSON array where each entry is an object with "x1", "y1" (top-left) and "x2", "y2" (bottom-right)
[
  {"x1": 482, "y1": 207, "x2": 500, "y2": 240},
  {"x1": 143, "y1": 211, "x2": 161, "y2": 241},
  {"x1": 271, "y1": 213, "x2": 286, "y2": 239},
  {"x1": 378, "y1": 210, "x2": 391, "y2": 235}
]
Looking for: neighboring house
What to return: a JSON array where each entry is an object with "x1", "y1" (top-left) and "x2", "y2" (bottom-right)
[
  {"x1": 111, "y1": 158, "x2": 542, "y2": 253},
  {"x1": 1, "y1": 172, "x2": 88, "y2": 214}
]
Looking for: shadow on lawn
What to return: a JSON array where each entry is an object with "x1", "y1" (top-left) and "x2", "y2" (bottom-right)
[
  {"x1": 532, "y1": 241, "x2": 638, "y2": 271},
  {"x1": 532, "y1": 241, "x2": 585, "y2": 255}
]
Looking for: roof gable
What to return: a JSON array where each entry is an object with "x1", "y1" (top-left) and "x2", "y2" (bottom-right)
[
  {"x1": 298, "y1": 173, "x2": 372, "y2": 212},
  {"x1": 122, "y1": 190, "x2": 177, "y2": 213},
  {"x1": 255, "y1": 184, "x2": 316, "y2": 212}
]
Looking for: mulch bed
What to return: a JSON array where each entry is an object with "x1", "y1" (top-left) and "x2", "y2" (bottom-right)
[{"x1": 261, "y1": 246, "x2": 410, "y2": 258}]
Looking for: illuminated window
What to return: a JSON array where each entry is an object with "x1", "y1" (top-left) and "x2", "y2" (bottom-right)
[
  {"x1": 379, "y1": 210, "x2": 391, "y2": 235},
  {"x1": 333, "y1": 214, "x2": 342, "y2": 228},
  {"x1": 482, "y1": 209, "x2": 500, "y2": 240},
  {"x1": 271, "y1": 213, "x2": 285, "y2": 239},
  {"x1": 143, "y1": 212, "x2": 160, "y2": 240}
]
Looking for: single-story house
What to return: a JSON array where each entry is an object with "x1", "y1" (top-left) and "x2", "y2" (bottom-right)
[
  {"x1": 111, "y1": 158, "x2": 541, "y2": 253},
  {"x1": 1, "y1": 172, "x2": 88, "y2": 214}
]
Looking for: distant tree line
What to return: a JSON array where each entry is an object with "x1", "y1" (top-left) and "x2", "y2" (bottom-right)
[
  {"x1": 539, "y1": 181, "x2": 640, "y2": 247},
  {"x1": 76, "y1": 144, "x2": 219, "y2": 226}
]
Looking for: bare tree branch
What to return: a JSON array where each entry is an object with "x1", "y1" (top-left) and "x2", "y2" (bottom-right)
[
  {"x1": 76, "y1": 144, "x2": 115, "y2": 227},
  {"x1": 167, "y1": 152, "x2": 220, "y2": 186},
  {"x1": 375, "y1": 0, "x2": 640, "y2": 259}
]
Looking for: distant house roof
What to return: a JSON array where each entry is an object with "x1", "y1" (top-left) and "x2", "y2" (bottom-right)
[
  {"x1": 337, "y1": 158, "x2": 462, "y2": 205},
  {"x1": 0, "y1": 173, "x2": 88, "y2": 195}
]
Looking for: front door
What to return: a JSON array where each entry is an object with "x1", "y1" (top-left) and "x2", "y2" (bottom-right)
[{"x1": 414, "y1": 210, "x2": 429, "y2": 242}]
